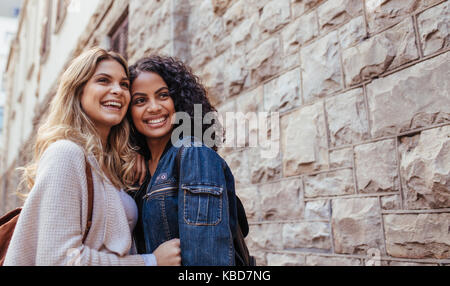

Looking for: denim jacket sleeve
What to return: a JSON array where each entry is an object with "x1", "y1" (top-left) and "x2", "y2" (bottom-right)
[{"x1": 177, "y1": 145, "x2": 236, "y2": 266}]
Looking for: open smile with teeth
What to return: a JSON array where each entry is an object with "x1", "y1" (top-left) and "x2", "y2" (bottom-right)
[
  {"x1": 102, "y1": 101, "x2": 123, "y2": 109},
  {"x1": 144, "y1": 116, "x2": 168, "y2": 125}
]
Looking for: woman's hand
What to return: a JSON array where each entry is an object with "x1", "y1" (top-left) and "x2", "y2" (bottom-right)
[
  {"x1": 153, "y1": 238, "x2": 182, "y2": 266},
  {"x1": 133, "y1": 154, "x2": 147, "y2": 185}
]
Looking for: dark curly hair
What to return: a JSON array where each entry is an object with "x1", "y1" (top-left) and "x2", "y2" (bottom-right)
[{"x1": 127, "y1": 55, "x2": 223, "y2": 159}]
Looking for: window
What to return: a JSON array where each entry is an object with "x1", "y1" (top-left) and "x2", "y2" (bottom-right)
[
  {"x1": 40, "y1": 0, "x2": 53, "y2": 63},
  {"x1": 109, "y1": 10, "x2": 129, "y2": 59},
  {"x1": 54, "y1": 0, "x2": 69, "y2": 33}
]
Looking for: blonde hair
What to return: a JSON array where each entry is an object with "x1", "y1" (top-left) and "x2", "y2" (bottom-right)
[{"x1": 20, "y1": 47, "x2": 137, "y2": 193}]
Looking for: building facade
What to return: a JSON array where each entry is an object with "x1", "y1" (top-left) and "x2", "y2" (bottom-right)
[{"x1": 1, "y1": 0, "x2": 449, "y2": 266}]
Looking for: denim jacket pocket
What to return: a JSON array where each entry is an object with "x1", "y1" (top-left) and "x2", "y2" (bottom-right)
[{"x1": 182, "y1": 184, "x2": 223, "y2": 226}]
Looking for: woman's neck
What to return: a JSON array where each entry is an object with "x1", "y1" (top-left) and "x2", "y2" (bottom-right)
[{"x1": 146, "y1": 134, "x2": 171, "y2": 164}]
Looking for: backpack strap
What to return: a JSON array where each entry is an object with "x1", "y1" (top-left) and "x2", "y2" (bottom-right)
[{"x1": 82, "y1": 157, "x2": 94, "y2": 244}]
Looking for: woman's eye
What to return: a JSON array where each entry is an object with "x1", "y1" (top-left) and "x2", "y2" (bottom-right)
[
  {"x1": 133, "y1": 98, "x2": 145, "y2": 105},
  {"x1": 97, "y1": 78, "x2": 109, "y2": 83},
  {"x1": 160, "y1": 93, "x2": 170, "y2": 99},
  {"x1": 121, "y1": 82, "x2": 130, "y2": 88}
]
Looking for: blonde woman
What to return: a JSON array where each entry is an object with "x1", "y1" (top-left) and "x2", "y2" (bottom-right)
[{"x1": 4, "y1": 48, "x2": 181, "y2": 266}]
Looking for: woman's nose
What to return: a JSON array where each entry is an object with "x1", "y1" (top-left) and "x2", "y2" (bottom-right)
[
  {"x1": 146, "y1": 99, "x2": 162, "y2": 112},
  {"x1": 111, "y1": 82, "x2": 123, "y2": 95}
]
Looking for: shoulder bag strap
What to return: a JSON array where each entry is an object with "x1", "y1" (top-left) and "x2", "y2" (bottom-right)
[{"x1": 82, "y1": 157, "x2": 94, "y2": 244}]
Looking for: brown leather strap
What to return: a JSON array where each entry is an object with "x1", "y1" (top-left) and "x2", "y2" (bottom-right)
[{"x1": 82, "y1": 157, "x2": 94, "y2": 244}]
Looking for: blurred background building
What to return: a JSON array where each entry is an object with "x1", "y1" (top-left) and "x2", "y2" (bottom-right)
[{"x1": 0, "y1": 0, "x2": 449, "y2": 266}]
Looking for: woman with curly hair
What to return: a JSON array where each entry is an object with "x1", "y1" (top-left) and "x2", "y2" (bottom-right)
[
  {"x1": 128, "y1": 56, "x2": 245, "y2": 266},
  {"x1": 4, "y1": 48, "x2": 180, "y2": 266}
]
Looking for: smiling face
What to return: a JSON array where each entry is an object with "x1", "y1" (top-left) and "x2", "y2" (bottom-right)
[
  {"x1": 80, "y1": 59, "x2": 131, "y2": 138},
  {"x1": 130, "y1": 72, "x2": 176, "y2": 144}
]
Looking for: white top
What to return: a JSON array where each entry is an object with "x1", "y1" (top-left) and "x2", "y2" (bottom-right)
[
  {"x1": 119, "y1": 184, "x2": 156, "y2": 266},
  {"x1": 4, "y1": 140, "x2": 146, "y2": 266}
]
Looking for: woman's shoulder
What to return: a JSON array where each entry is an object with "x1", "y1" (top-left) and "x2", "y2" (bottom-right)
[{"x1": 41, "y1": 139, "x2": 85, "y2": 162}]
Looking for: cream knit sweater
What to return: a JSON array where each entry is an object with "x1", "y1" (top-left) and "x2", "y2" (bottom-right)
[{"x1": 4, "y1": 140, "x2": 145, "y2": 266}]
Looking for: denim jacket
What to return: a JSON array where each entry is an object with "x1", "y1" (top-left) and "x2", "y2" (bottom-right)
[{"x1": 133, "y1": 137, "x2": 238, "y2": 266}]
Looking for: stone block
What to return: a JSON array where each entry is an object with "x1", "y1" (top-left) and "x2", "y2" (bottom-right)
[
  {"x1": 223, "y1": 149, "x2": 251, "y2": 187},
  {"x1": 267, "y1": 253, "x2": 306, "y2": 266},
  {"x1": 338, "y1": 16, "x2": 367, "y2": 49},
  {"x1": 282, "y1": 11, "x2": 319, "y2": 58},
  {"x1": 342, "y1": 17, "x2": 419, "y2": 86},
  {"x1": 282, "y1": 222, "x2": 332, "y2": 250},
  {"x1": 332, "y1": 197, "x2": 385, "y2": 254},
  {"x1": 381, "y1": 195, "x2": 402, "y2": 210},
  {"x1": 399, "y1": 126, "x2": 450, "y2": 209},
  {"x1": 329, "y1": 148, "x2": 353, "y2": 168},
  {"x1": 354, "y1": 139, "x2": 399, "y2": 193},
  {"x1": 306, "y1": 255, "x2": 362, "y2": 266},
  {"x1": 259, "y1": 179, "x2": 303, "y2": 220},
  {"x1": 248, "y1": 146, "x2": 282, "y2": 184},
  {"x1": 325, "y1": 88, "x2": 370, "y2": 147},
  {"x1": 236, "y1": 185, "x2": 260, "y2": 221},
  {"x1": 365, "y1": 0, "x2": 441, "y2": 34},
  {"x1": 281, "y1": 102, "x2": 329, "y2": 176},
  {"x1": 304, "y1": 199, "x2": 331, "y2": 220},
  {"x1": 248, "y1": 223, "x2": 284, "y2": 250},
  {"x1": 366, "y1": 52, "x2": 450, "y2": 138},
  {"x1": 247, "y1": 37, "x2": 283, "y2": 84},
  {"x1": 260, "y1": 0, "x2": 291, "y2": 34},
  {"x1": 384, "y1": 213, "x2": 450, "y2": 259},
  {"x1": 301, "y1": 31, "x2": 343, "y2": 102},
  {"x1": 417, "y1": 1, "x2": 450, "y2": 56},
  {"x1": 291, "y1": 0, "x2": 325, "y2": 18},
  {"x1": 264, "y1": 68, "x2": 302, "y2": 113},
  {"x1": 318, "y1": 0, "x2": 363, "y2": 33},
  {"x1": 304, "y1": 169, "x2": 355, "y2": 198}
]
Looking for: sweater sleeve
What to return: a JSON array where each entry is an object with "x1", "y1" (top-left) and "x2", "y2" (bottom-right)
[{"x1": 17, "y1": 140, "x2": 145, "y2": 266}]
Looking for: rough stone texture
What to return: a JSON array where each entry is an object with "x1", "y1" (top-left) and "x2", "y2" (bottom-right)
[
  {"x1": 301, "y1": 31, "x2": 343, "y2": 102},
  {"x1": 417, "y1": 1, "x2": 450, "y2": 56},
  {"x1": 235, "y1": 87, "x2": 263, "y2": 148},
  {"x1": 365, "y1": 0, "x2": 442, "y2": 34},
  {"x1": 248, "y1": 223, "x2": 284, "y2": 250},
  {"x1": 338, "y1": 15, "x2": 367, "y2": 49},
  {"x1": 389, "y1": 261, "x2": 438, "y2": 266},
  {"x1": 366, "y1": 52, "x2": 450, "y2": 138},
  {"x1": 223, "y1": 149, "x2": 251, "y2": 187},
  {"x1": 342, "y1": 17, "x2": 419, "y2": 86},
  {"x1": 291, "y1": 0, "x2": 325, "y2": 17},
  {"x1": 248, "y1": 146, "x2": 282, "y2": 184},
  {"x1": 259, "y1": 0, "x2": 291, "y2": 35},
  {"x1": 266, "y1": 253, "x2": 305, "y2": 266},
  {"x1": 384, "y1": 213, "x2": 450, "y2": 259},
  {"x1": 306, "y1": 255, "x2": 362, "y2": 266},
  {"x1": 282, "y1": 11, "x2": 319, "y2": 57},
  {"x1": 264, "y1": 68, "x2": 302, "y2": 113},
  {"x1": 304, "y1": 169, "x2": 355, "y2": 198},
  {"x1": 236, "y1": 185, "x2": 260, "y2": 221},
  {"x1": 355, "y1": 139, "x2": 400, "y2": 193},
  {"x1": 318, "y1": 0, "x2": 363, "y2": 33},
  {"x1": 329, "y1": 148, "x2": 353, "y2": 168},
  {"x1": 332, "y1": 197, "x2": 385, "y2": 254},
  {"x1": 304, "y1": 199, "x2": 331, "y2": 220},
  {"x1": 325, "y1": 88, "x2": 370, "y2": 147},
  {"x1": 283, "y1": 222, "x2": 332, "y2": 250},
  {"x1": 259, "y1": 179, "x2": 303, "y2": 220},
  {"x1": 281, "y1": 102, "x2": 329, "y2": 176},
  {"x1": 399, "y1": 126, "x2": 450, "y2": 209},
  {"x1": 381, "y1": 195, "x2": 402, "y2": 210},
  {"x1": 247, "y1": 37, "x2": 283, "y2": 85}
]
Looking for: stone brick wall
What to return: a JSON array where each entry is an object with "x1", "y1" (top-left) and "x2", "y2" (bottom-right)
[
  {"x1": 2, "y1": 0, "x2": 448, "y2": 266},
  {"x1": 127, "y1": 0, "x2": 449, "y2": 266}
]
